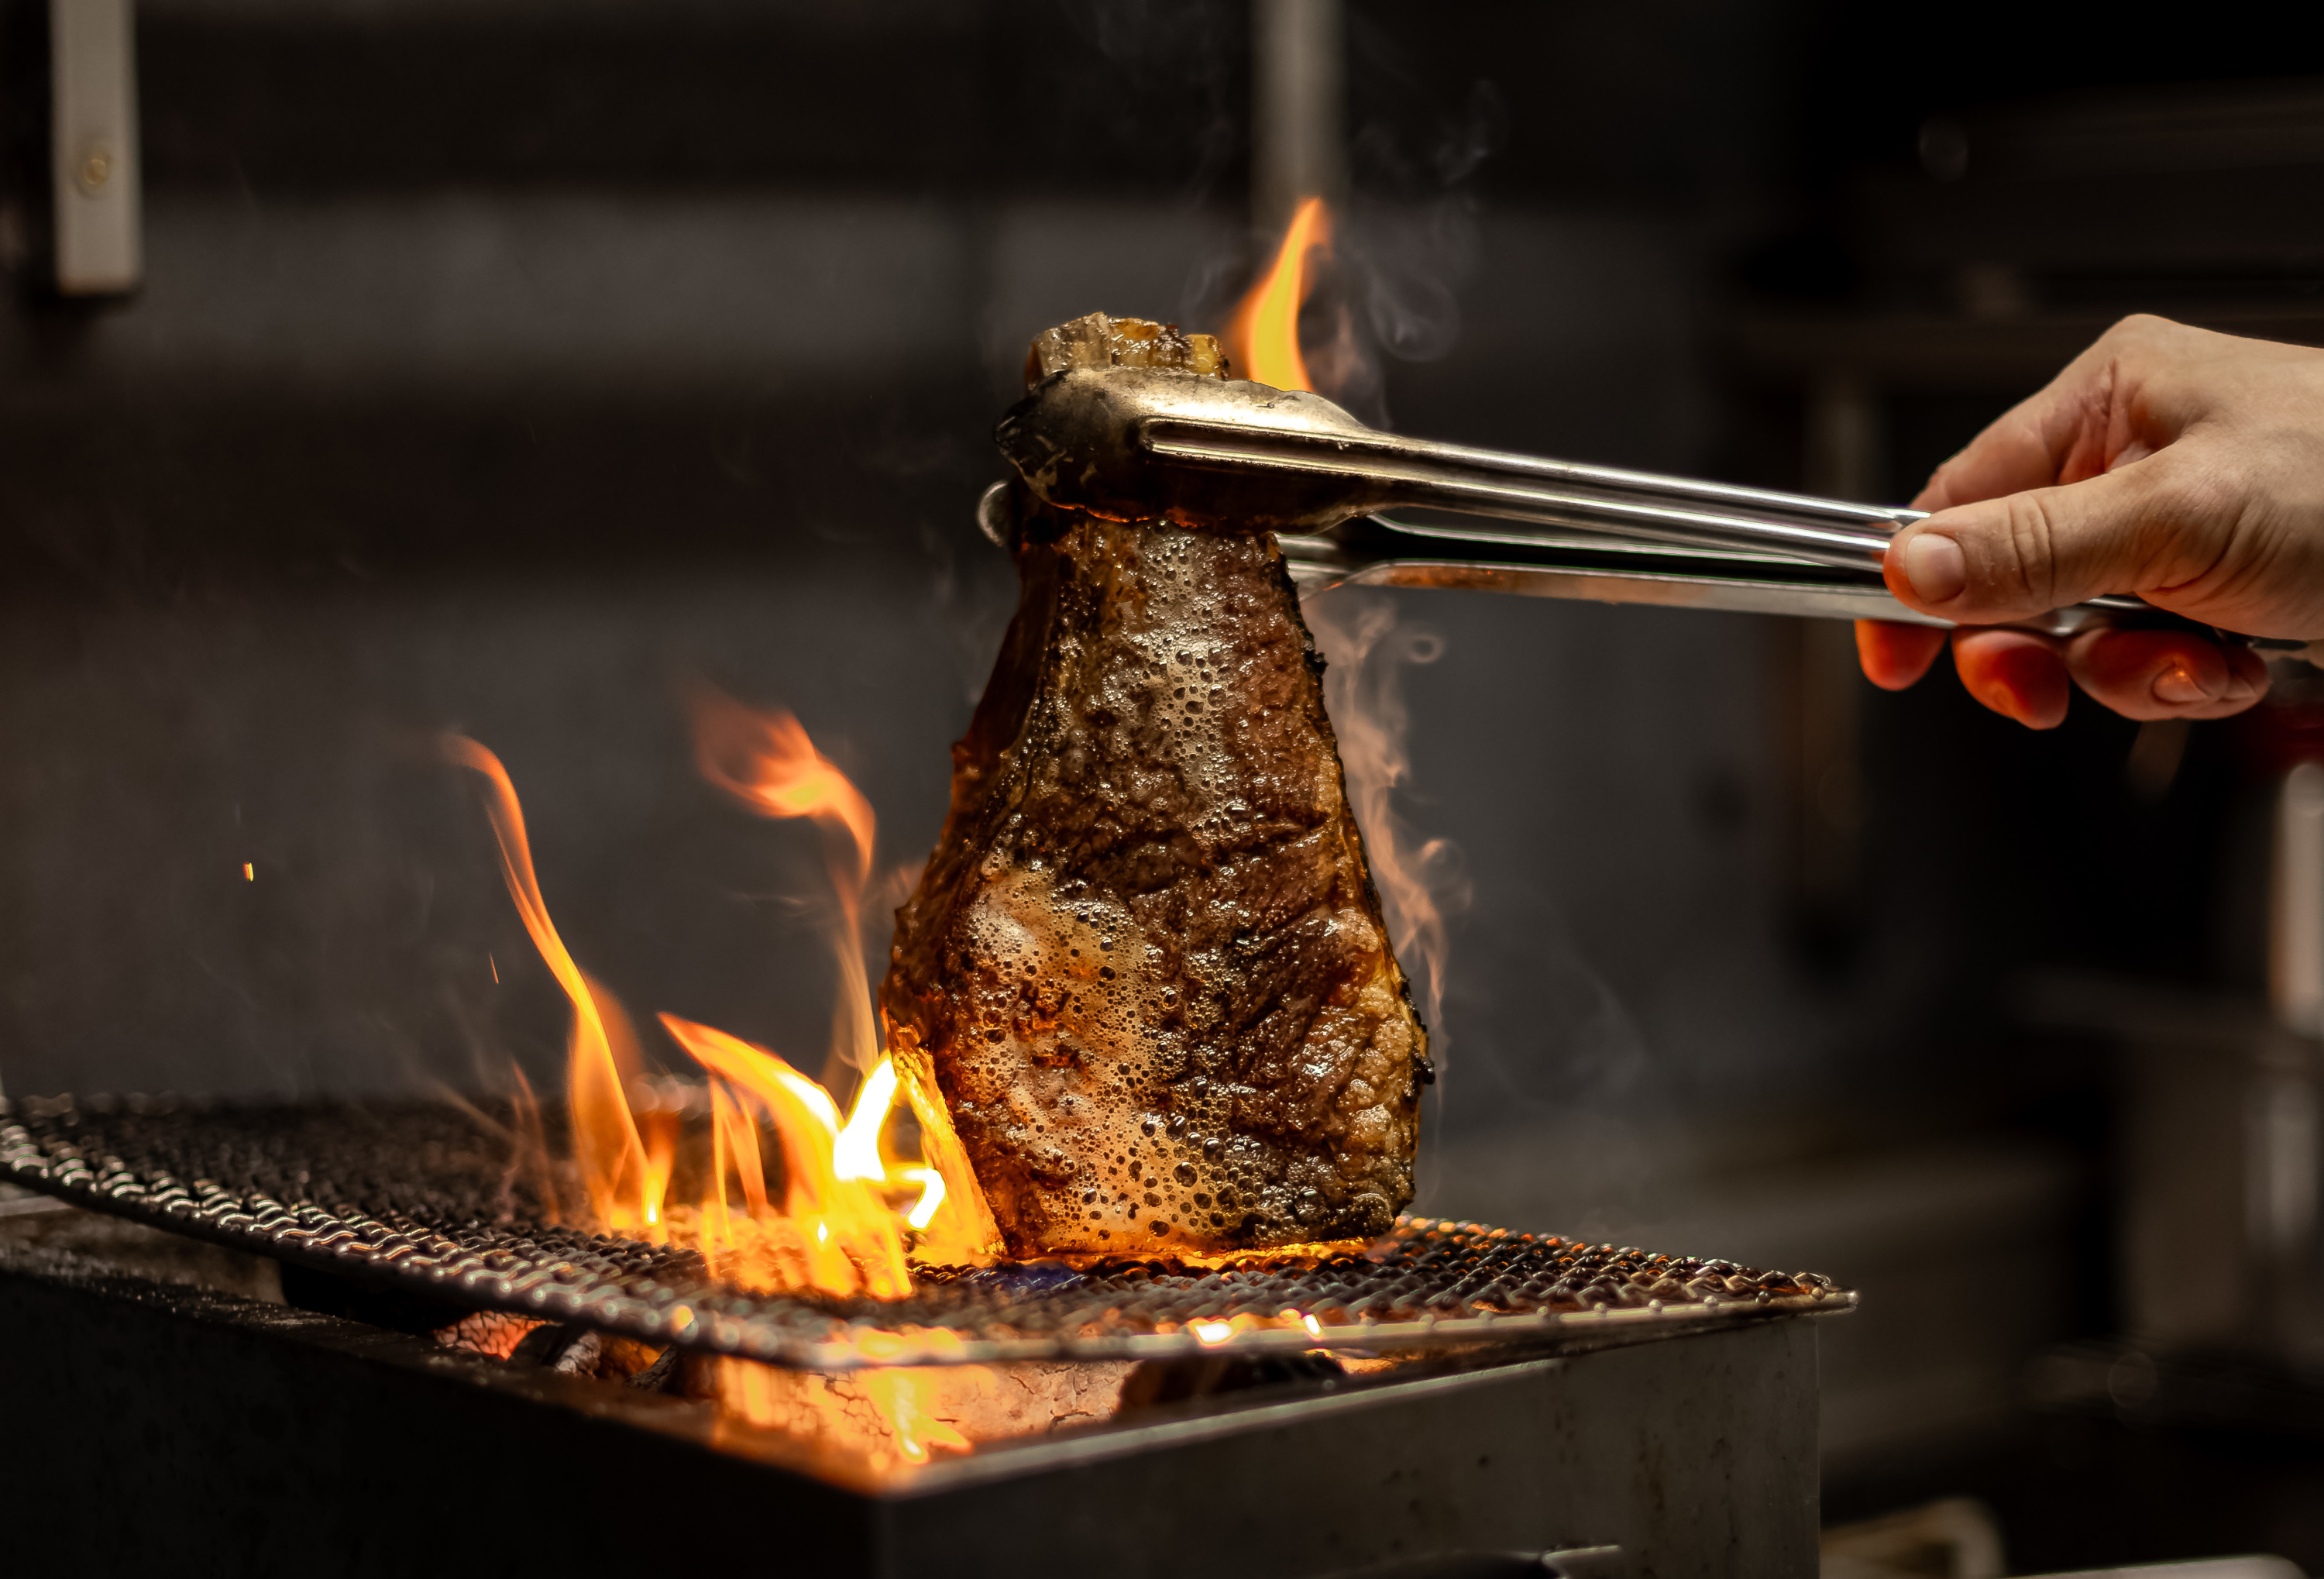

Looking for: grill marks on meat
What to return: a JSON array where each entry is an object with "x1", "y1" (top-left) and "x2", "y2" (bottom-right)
[{"x1": 882, "y1": 505, "x2": 1428, "y2": 1256}]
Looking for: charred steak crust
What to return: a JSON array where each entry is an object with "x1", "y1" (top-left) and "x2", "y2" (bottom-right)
[{"x1": 881, "y1": 502, "x2": 1429, "y2": 1256}]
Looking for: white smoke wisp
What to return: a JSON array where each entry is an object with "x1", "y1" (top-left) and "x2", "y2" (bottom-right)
[{"x1": 1305, "y1": 589, "x2": 1469, "y2": 1072}]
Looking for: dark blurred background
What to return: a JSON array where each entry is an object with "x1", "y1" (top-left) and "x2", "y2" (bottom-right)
[{"x1": 5, "y1": 0, "x2": 2324, "y2": 1568}]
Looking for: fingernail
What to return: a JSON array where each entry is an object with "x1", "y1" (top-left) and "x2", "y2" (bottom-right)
[
  {"x1": 2152, "y1": 666, "x2": 2215, "y2": 706},
  {"x1": 1899, "y1": 534, "x2": 1966, "y2": 604},
  {"x1": 1980, "y1": 680, "x2": 2051, "y2": 730},
  {"x1": 1976, "y1": 680, "x2": 2023, "y2": 723}
]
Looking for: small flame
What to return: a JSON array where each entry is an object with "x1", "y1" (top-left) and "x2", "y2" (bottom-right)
[
  {"x1": 833, "y1": 1057, "x2": 897, "y2": 1182},
  {"x1": 659, "y1": 1014, "x2": 911, "y2": 1298},
  {"x1": 692, "y1": 687, "x2": 876, "y2": 899},
  {"x1": 1189, "y1": 1317, "x2": 1235, "y2": 1346},
  {"x1": 902, "y1": 1168, "x2": 945, "y2": 1231},
  {"x1": 1223, "y1": 195, "x2": 1330, "y2": 393}
]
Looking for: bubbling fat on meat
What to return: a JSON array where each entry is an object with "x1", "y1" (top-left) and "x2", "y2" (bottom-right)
[{"x1": 880, "y1": 315, "x2": 1432, "y2": 1257}]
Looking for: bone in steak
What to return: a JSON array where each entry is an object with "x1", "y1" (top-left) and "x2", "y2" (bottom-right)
[{"x1": 882, "y1": 315, "x2": 1431, "y2": 1258}]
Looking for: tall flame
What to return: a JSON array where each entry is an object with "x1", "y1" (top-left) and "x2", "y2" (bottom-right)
[
  {"x1": 1224, "y1": 195, "x2": 1330, "y2": 393},
  {"x1": 691, "y1": 686, "x2": 880, "y2": 1079},
  {"x1": 448, "y1": 717, "x2": 1002, "y2": 1474},
  {"x1": 686, "y1": 686, "x2": 999, "y2": 1264},
  {"x1": 442, "y1": 735, "x2": 649, "y2": 1231}
]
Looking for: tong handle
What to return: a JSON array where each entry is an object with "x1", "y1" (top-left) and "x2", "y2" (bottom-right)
[
  {"x1": 1137, "y1": 420, "x2": 2266, "y2": 636},
  {"x1": 976, "y1": 480, "x2": 2291, "y2": 651},
  {"x1": 1280, "y1": 514, "x2": 2288, "y2": 647},
  {"x1": 1139, "y1": 418, "x2": 1920, "y2": 572}
]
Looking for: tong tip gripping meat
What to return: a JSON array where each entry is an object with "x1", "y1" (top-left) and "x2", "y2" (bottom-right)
[
  {"x1": 995, "y1": 366, "x2": 1379, "y2": 533},
  {"x1": 999, "y1": 365, "x2": 1911, "y2": 567}
]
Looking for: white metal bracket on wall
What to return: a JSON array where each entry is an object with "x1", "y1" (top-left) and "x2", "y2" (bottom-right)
[{"x1": 50, "y1": 0, "x2": 141, "y2": 295}]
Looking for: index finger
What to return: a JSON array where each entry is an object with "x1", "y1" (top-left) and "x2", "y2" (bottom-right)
[
  {"x1": 1914, "y1": 387, "x2": 2095, "y2": 513},
  {"x1": 1911, "y1": 324, "x2": 2152, "y2": 511}
]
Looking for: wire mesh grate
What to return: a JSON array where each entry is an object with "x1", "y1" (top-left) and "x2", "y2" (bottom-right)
[{"x1": 0, "y1": 1096, "x2": 1851, "y2": 1368}]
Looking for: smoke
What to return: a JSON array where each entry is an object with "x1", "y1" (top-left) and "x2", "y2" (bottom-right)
[
  {"x1": 1343, "y1": 194, "x2": 1479, "y2": 366},
  {"x1": 1053, "y1": 0, "x2": 1246, "y2": 205},
  {"x1": 1323, "y1": 75, "x2": 1501, "y2": 413},
  {"x1": 1304, "y1": 589, "x2": 1468, "y2": 1072},
  {"x1": 919, "y1": 520, "x2": 1019, "y2": 713},
  {"x1": 1446, "y1": 885, "x2": 1653, "y2": 1122},
  {"x1": 1179, "y1": 74, "x2": 1499, "y2": 429}
]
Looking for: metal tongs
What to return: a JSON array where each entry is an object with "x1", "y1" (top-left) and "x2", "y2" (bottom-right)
[{"x1": 986, "y1": 366, "x2": 2229, "y2": 641}]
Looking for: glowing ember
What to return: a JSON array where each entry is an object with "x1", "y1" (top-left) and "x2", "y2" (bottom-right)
[
  {"x1": 717, "y1": 1362, "x2": 976, "y2": 1468},
  {"x1": 710, "y1": 1357, "x2": 1134, "y2": 1476},
  {"x1": 1223, "y1": 194, "x2": 1329, "y2": 393}
]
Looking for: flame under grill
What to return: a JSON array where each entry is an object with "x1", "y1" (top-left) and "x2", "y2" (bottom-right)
[{"x1": 1, "y1": 1096, "x2": 1851, "y2": 1368}]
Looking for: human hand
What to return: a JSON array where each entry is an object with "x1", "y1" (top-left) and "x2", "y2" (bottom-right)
[{"x1": 1856, "y1": 314, "x2": 2324, "y2": 727}]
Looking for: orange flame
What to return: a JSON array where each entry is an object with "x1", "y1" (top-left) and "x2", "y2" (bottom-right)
[
  {"x1": 885, "y1": 1038, "x2": 1002, "y2": 1264},
  {"x1": 714, "y1": 1359, "x2": 980, "y2": 1470},
  {"x1": 1223, "y1": 195, "x2": 1329, "y2": 393},
  {"x1": 686, "y1": 688, "x2": 1001, "y2": 1264},
  {"x1": 449, "y1": 726, "x2": 1000, "y2": 1473},
  {"x1": 692, "y1": 687, "x2": 876, "y2": 900},
  {"x1": 692, "y1": 686, "x2": 881, "y2": 1079},
  {"x1": 659, "y1": 1013, "x2": 910, "y2": 1297},
  {"x1": 443, "y1": 735, "x2": 650, "y2": 1232}
]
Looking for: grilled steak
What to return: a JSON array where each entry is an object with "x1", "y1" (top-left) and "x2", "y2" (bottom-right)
[{"x1": 881, "y1": 315, "x2": 1429, "y2": 1257}]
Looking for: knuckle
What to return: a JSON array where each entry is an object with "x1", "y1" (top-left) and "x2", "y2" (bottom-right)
[
  {"x1": 2137, "y1": 462, "x2": 2238, "y2": 581},
  {"x1": 2106, "y1": 311, "x2": 2187, "y2": 354},
  {"x1": 2144, "y1": 463, "x2": 2222, "y2": 527},
  {"x1": 1989, "y1": 494, "x2": 2058, "y2": 605}
]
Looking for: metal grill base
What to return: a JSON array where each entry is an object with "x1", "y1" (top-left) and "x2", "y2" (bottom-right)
[{"x1": 0, "y1": 1210, "x2": 1824, "y2": 1579}]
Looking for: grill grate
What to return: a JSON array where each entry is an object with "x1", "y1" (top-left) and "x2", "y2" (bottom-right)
[{"x1": 0, "y1": 1096, "x2": 1851, "y2": 1367}]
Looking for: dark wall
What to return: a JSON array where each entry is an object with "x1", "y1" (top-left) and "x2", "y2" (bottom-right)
[{"x1": 0, "y1": 0, "x2": 2316, "y2": 1148}]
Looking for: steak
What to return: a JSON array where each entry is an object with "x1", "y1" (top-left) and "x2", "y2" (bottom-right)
[{"x1": 880, "y1": 315, "x2": 1430, "y2": 1257}]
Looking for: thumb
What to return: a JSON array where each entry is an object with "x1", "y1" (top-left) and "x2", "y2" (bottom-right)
[{"x1": 1882, "y1": 456, "x2": 2190, "y2": 623}]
